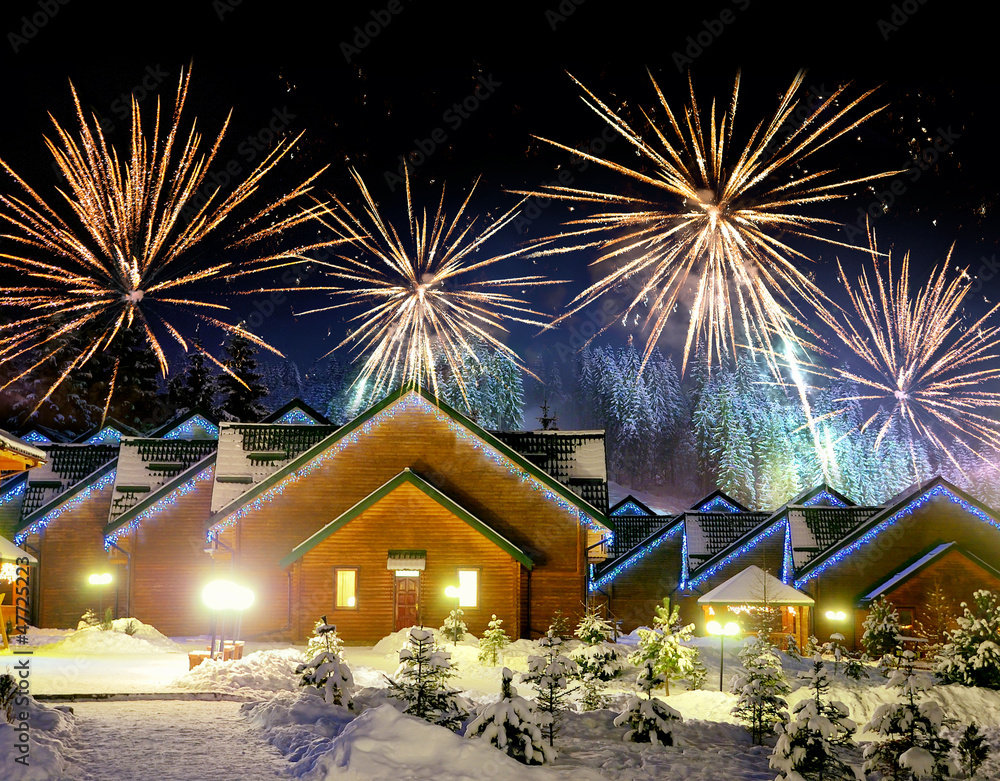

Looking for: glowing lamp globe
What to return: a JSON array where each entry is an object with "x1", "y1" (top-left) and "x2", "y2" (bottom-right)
[
  {"x1": 88, "y1": 573, "x2": 112, "y2": 585},
  {"x1": 825, "y1": 610, "x2": 847, "y2": 621},
  {"x1": 202, "y1": 579, "x2": 253, "y2": 611},
  {"x1": 444, "y1": 585, "x2": 461, "y2": 599}
]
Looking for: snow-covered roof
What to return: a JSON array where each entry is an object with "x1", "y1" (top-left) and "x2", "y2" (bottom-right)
[
  {"x1": 697, "y1": 565, "x2": 814, "y2": 606},
  {"x1": 786, "y1": 505, "x2": 882, "y2": 570},
  {"x1": 0, "y1": 533, "x2": 37, "y2": 563},
  {"x1": 684, "y1": 511, "x2": 769, "y2": 573},
  {"x1": 18, "y1": 444, "x2": 118, "y2": 519},
  {"x1": 0, "y1": 429, "x2": 46, "y2": 468}
]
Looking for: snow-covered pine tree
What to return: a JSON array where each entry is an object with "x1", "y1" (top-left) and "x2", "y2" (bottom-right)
[
  {"x1": 465, "y1": 667, "x2": 554, "y2": 765},
  {"x1": 863, "y1": 650, "x2": 955, "y2": 780},
  {"x1": 862, "y1": 595, "x2": 902, "y2": 670},
  {"x1": 386, "y1": 627, "x2": 468, "y2": 730},
  {"x1": 520, "y1": 631, "x2": 577, "y2": 747},
  {"x1": 730, "y1": 636, "x2": 789, "y2": 745},
  {"x1": 296, "y1": 644, "x2": 354, "y2": 706},
  {"x1": 770, "y1": 655, "x2": 858, "y2": 781},
  {"x1": 167, "y1": 337, "x2": 218, "y2": 415},
  {"x1": 440, "y1": 608, "x2": 467, "y2": 645},
  {"x1": 217, "y1": 334, "x2": 268, "y2": 422},
  {"x1": 628, "y1": 598, "x2": 701, "y2": 696},
  {"x1": 786, "y1": 633, "x2": 801, "y2": 659},
  {"x1": 570, "y1": 605, "x2": 625, "y2": 710},
  {"x1": 614, "y1": 660, "x2": 682, "y2": 745},
  {"x1": 935, "y1": 589, "x2": 1000, "y2": 689},
  {"x1": 547, "y1": 610, "x2": 571, "y2": 641},
  {"x1": 478, "y1": 615, "x2": 509, "y2": 666},
  {"x1": 955, "y1": 723, "x2": 990, "y2": 780},
  {"x1": 303, "y1": 616, "x2": 344, "y2": 661}
]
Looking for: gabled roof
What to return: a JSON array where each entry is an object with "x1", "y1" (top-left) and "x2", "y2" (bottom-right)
[
  {"x1": 108, "y1": 438, "x2": 218, "y2": 524},
  {"x1": 71, "y1": 419, "x2": 140, "y2": 445},
  {"x1": 279, "y1": 469, "x2": 533, "y2": 569},
  {"x1": 859, "y1": 542, "x2": 1000, "y2": 605},
  {"x1": 609, "y1": 495, "x2": 656, "y2": 517},
  {"x1": 589, "y1": 516, "x2": 684, "y2": 592},
  {"x1": 792, "y1": 483, "x2": 856, "y2": 508},
  {"x1": 611, "y1": 513, "x2": 676, "y2": 557},
  {"x1": 18, "y1": 443, "x2": 119, "y2": 519},
  {"x1": 104, "y1": 452, "x2": 217, "y2": 541},
  {"x1": 261, "y1": 398, "x2": 331, "y2": 426},
  {"x1": 795, "y1": 476, "x2": 1000, "y2": 588},
  {"x1": 207, "y1": 385, "x2": 610, "y2": 535},
  {"x1": 148, "y1": 409, "x2": 220, "y2": 440},
  {"x1": 690, "y1": 489, "x2": 747, "y2": 514},
  {"x1": 685, "y1": 511, "x2": 770, "y2": 574},
  {"x1": 787, "y1": 505, "x2": 882, "y2": 571},
  {"x1": 15, "y1": 457, "x2": 118, "y2": 542},
  {"x1": 697, "y1": 565, "x2": 814, "y2": 606}
]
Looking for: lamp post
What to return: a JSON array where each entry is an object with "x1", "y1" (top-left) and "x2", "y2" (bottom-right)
[
  {"x1": 203, "y1": 580, "x2": 255, "y2": 660},
  {"x1": 88, "y1": 572, "x2": 112, "y2": 621},
  {"x1": 444, "y1": 585, "x2": 461, "y2": 644},
  {"x1": 706, "y1": 619, "x2": 740, "y2": 691}
]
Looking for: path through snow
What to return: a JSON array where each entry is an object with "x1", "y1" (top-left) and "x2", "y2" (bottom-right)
[{"x1": 63, "y1": 700, "x2": 286, "y2": 781}]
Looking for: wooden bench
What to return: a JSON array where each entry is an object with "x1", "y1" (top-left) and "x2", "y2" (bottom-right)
[{"x1": 188, "y1": 640, "x2": 245, "y2": 669}]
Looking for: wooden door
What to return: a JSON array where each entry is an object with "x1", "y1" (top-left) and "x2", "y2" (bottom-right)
[{"x1": 393, "y1": 573, "x2": 420, "y2": 631}]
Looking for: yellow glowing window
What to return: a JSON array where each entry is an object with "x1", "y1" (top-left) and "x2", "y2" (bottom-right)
[
  {"x1": 335, "y1": 568, "x2": 357, "y2": 608},
  {"x1": 456, "y1": 569, "x2": 478, "y2": 608}
]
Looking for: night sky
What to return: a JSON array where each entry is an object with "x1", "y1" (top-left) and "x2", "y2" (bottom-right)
[{"x1": 0, "y1": 0, "x2": 997, "y2": 387}]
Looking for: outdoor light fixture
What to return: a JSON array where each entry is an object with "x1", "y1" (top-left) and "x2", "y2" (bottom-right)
[
  {"x1": 202, "y1": 580, "x2": 255, "y2": 659},
  {"x1": 825, "y1": 610, "x2": 847, "y2": 621},
  {"x1": 88, "y1": 572, "x2": 113, "y2": 619},
  {"x1": 706, "y1": 620, "x2": 740, "y2": 691}
]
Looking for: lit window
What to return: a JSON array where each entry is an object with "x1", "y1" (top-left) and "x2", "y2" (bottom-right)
[
  {"x1": 335, "y1": 568, "x2": 357, "y2": 608},
  {"x1": 456, "y1": 569, "x2": 478, "y2": 608}
]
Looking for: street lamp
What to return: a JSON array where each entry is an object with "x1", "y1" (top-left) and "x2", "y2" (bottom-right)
[
  {"x1": 825, "y1": 610, "x2": 847, "y2": 621},
  {"x1": 444, "y1": 585, "x2": 461, "y2": 644},
  {"x1": 88, "y1": 572, "x2": 112, "y2": 621},
  {"x1": 706, "y1": 619, "x2": 740, "y2": 691},
  {"x1": 202, "y1": 580, "x2": 255, "y2": 659}
]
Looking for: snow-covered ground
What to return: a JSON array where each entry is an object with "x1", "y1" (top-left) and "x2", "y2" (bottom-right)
[{"x1": 3, "y1": 623, "x2": 1000, "y2": 780}]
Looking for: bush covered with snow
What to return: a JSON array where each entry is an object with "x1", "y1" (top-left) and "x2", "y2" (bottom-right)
[
  {"x1": 386, "y1": 627, "x2": 468, "y2": 731},
  {"x1": 466, "y1": 667, "x2": 554, "y2": 764},
  {"x1": 614, "y1": 661, "x2": 682, "y2": 745},
  {"x1": 862, "y1": 595, "x2": 902, "y2": 670},
  {"x1": 0, "y1": 688, "x2": 75, "y2": 781},
  {"x1": 935, "y1": 589, "x2": 1000, "y2": 690}
]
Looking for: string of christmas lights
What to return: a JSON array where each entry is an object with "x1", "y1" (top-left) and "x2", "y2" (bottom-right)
[
  {"x1": 105, "y1": 465, "x2": 215, "y2": 547},
  {"x1": 589, "y1": 521, "x2": 682, "y2": 592},
  {"x1": 14, "y1": 469, "x2": 117, "y2": 545}
]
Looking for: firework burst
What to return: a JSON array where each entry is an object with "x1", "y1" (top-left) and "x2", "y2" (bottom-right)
[
  {"x1": 517, "y1": 70, "x2": 894, "y2": 373},
  {"x1": 276, "y1": 167, "x2": 561, "y2": 405},
  {"x1": 820, "y1": 229, "x2": 1000, "y2": 471},
  {"x1": 0, "y1": 68, "x2": 339, "y2": 421}
]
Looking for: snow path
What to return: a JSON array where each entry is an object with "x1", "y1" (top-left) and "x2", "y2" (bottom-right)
[{"x1": 63, "y1": 700, "x2": 286, "y2": 781}]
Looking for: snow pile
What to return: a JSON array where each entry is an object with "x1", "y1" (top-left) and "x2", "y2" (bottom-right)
[
  {"x1": 0, "y1": 695, "x2": 76, "y2": 781},
  {"x1": 170, "y1": 648, "x2": 304, "y2": 696},
  {"x1": 34, "y1": 618, "x2": 184, "y2": 655},
  {"x1": 107, "y1": 618, "x2": 185, "y2": 651}
]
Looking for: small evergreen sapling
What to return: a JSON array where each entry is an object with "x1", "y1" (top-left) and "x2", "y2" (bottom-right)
[
  {"x1": 935, "y1": 589, "x2": 1000, "y2": 689},
  {"x1": 78, "y1": 609, "x2": 98, "y2": 629},
  {"x1": 823, "y1": 632, "x2": 848, "y2": 677},
  {"x1": 863, "y1": 650, "x2": 955, "y2": 780},
  {"x1": 521, "y1": 631, "x2": 577, "y2": 747},
  {"x1": 628, "y1": 598, "x2": 701, "y2": 696},
  {"x1": 955, "y1": 723, "x2": 990, "y2": 780},
  {"x1": 440, "y1": 608, "x2": 467, "y2": 645},
  {"x1": 386, "y1": 627, "x2": 468, "y2": 731},
  {"x1": 770, "y1": 655, "x2": 858, "y2": 781},
  {"x1": 296, "y1": 617, "x2": 354, "y2": 706},
  {"x1": 465, "y1": 667, "x2": 554, "y2": 765},
  {"x1": 862, "y1": 595, "x2": 903, "y2": 671},
  {"x1": 570, "y1": 605, "x2": 625, "y2": 710},
  {"x1": 614, "y1": 660, "x2": 682, "y2": 745},
  {"x1": 478, "y1": 615, "x2": 509, "y2": 666},
  {"x1": 547, "y1": 610, "x2": 571, "y2": 640},
  {"x1": 730, "y1": 636, "x2": 789, "y2": 745}
]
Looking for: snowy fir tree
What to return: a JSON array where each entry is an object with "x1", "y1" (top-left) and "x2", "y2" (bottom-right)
[
  {"x1": 477, "y1": 615, "x2": 509, "y2": 666},
  {"x1": 955, "y1": 723, "x2": 990, "y2": 780},
  {"x1": 570, "y1": 606, "x2": 625, "y2": 710},
  {"x1": 863, "y1": 651, "x2": 956, "y2": 780},
  {"x1": 520, "y1": 631, "x2": 577, "y2": 747},
  {"x1": 862, "y1": 595, "x2": 903, "y2": 669},
  {"x1": 296, "y1": 621, "x2": 355, "y2": 708},
  {"x1": 217, "y1": 333, "x2": 268, "y2": 422},
  {"x1": 730, "y1": 636, "x2": 789, "y2": 745},
  {"x1": 78, "y1": 609, "x2": 99, "y2": 629},
  {"x1": 935, "y1": 589, "x2": 1000, "y2": 689},
  {"x1": 166, "y1": 337, "x2": 218, "y2": 415},
  {"x1": 770, "y1": 655, "x2": 858, "y2": 781},
  {"x1": 465, "y1": 667, "x2": 554, "y2": 765},
  {"x1": 99, "y1": 326, "x2": 164, "y2": 431},
  {"x1": 629, "y1": 598, "x2": 701, "y2": 696},
  {"x1": 433, "y1": 339, "x2": 525, "y2": 429},
  {"x1": 547, "y1": 610, "x2": 571, "y2": 640},
  {"x1": 786, "y1": 633, "x2": 801, "y2": 659},
  {"x1": 914, "y1": 579, "x2": 955, "y2": 652},
  {"x1": 614, "y1": 660, "x2": 682, "y2": 745},
  {"x1": 440, "y1": 608, "x2": 467, "y2": 644},
  {"x1": 386, "y1": 627, "x2": 468, "y2": 731}
]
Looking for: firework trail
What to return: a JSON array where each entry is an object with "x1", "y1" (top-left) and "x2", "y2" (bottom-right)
[
  {"x1": 819, "y1": 229, "x2": 1000, "y2": 473},
  {"x1": 516, "y1": 70, "x2": 895, "y2": 374},
  {"x1": 262, "y1": 167, "x2": 562, "y2": 407},
  {"x1": 0, "y1": 67, "x2": 340, "y2": 421}
]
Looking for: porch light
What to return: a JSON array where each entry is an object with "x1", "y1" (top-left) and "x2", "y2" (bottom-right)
[{"x1": 825, "y1": 610, "x2": 847, "y2": 621}]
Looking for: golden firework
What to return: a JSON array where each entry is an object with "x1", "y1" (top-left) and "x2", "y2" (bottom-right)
[
  {"x1": 821, "y1": 229, "x2": 1000, "y2": 471},
  {"x1": 517, "y1": 70, "x2": 894, "y2": 373},
  {"x1": 274, "y1": 167, "x2": 561, "y2": 405},
  {"x1": 0, "y1": 67, "x2": 340, "y2": 420}
]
